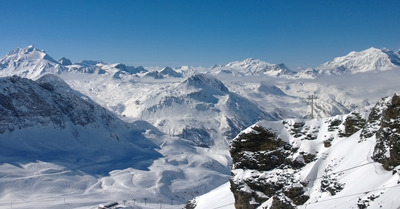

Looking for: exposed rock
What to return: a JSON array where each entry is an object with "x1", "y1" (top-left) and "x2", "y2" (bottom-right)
[
  {"x1": 229, "y1": 125, "x2": 309, "y2": 209},
  {"x1": 0, "y1": 75, "x2": 115, "y2": 133},
  {"x1": 58, "y1": 57, "x2": 72, "y2": 65},
  {"x1": 339, "y1": 112, "x2": 366, "y2": 137},
  {"x1": 228, "y1": 94, "x2": 400, "y2": 209},
  {"x1": 230, "y1": 125, "x2": 290, "y2": 171},
  {"x1": 368, "y1": 94, "x2": 400, "y2": 170}
]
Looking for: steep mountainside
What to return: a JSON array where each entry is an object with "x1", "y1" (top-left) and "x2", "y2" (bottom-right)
[
  {"x1": 0, "y1": 75, "x2": 233, "y2": 208},
  {"x1": 0, "y1": 75, "x2": 160, "y2": 174},
  {"x1": 131, "y1": 73, "x2": 277, "y2": 148},
  {"x1": 228, "y1": 94, "x2": 400, "y2": 209}
]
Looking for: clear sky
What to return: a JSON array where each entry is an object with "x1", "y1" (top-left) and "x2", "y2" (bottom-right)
[{"x1": 1, "y1": 0, "x2": 399, "y2": 69}]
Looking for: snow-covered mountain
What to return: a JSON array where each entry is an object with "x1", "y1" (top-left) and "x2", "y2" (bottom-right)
[
  {"x1": 0, "y1": 75, "x2": 232, "y2": 208},
  {"x1": 0, "y1": 74, "x2": 161, "y2": 174},
  {"x1": 315, "y1": 47, "x2": 400, "y2": 76},
  {"x1": 0, "y1": 45, "x2": 65, "y2": 79},
  {"x1": 133, "y1": 73, "x2": 277, "y2": 148},
  {"x1": 0, "y1": 45, "x2": 148, "y2": 80},
  {"x1": 210, "y1": 58, "x2": 296, "y2": 77},
  {"x1": 2, "y1": 45, "x2": 400, "y2": 208}
]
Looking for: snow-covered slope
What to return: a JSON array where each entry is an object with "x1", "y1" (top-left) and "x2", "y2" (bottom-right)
[
  {"x1": 315, "y1": 47, "x2": 400, "y2": 76},
  {"x1": 0, "y1": 45, "x2": 148, "y2": 80},
  {"x1": 0, "y1": 75, "x2": 161, "y2": 174},
  {"x1": 0, "y1": 75, "x2": 233, "y2": 208},
  {"x1": 2, "y1": 45, "x2": 400, "y2": 208},
  {"x1": 200, "y1": 94, "x2": 400, "y2": 209},
  {"x1": 0, "y1": 45, "x2": 65, "y2": 79},
  {"x1": 210, "y1": 58, "x2": 296, "y2": 77},
  {"x1": 123, "y1": 73, "x2": 277, "y2": 148}
]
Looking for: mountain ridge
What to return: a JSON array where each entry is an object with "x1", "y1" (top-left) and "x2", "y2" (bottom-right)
[
  {"x1": 0, "y1": 74, "x2": 161, "y2": 174},
  {"x1": 2, "y1": 45, "x2": 400, "y2": 80}
]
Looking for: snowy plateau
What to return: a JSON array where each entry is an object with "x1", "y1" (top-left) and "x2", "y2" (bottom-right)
[{"x1": 0, "y1": 45, "x2": 400, "y2": 209}]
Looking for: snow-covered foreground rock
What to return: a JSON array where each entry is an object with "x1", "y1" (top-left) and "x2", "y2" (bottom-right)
[{"x1": 217, "y1": 94, "x2": 400, "y2": 209}]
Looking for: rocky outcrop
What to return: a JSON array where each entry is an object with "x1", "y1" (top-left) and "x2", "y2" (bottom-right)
[
  {"x1": 361, "y1": 94, "x2": 400, "y2": 170},
  {"x1": 229, "y1": 94, "x2": 400, "y2": 209},
  {"x1": 229, "y1": 125, "x2": 310, "y2": 209}
]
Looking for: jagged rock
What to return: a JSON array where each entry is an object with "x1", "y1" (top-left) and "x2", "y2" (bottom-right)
[
  {"x1": 340, "y1": 112, "x2": 366, "y2": 137},
  {"x1": 369, "y1": 94, "x2": 400, "y2": 170},
  {"x1": 230, "y1": 125, "x2": 290, "y2": 171},
  {"x1": 271, "y1": 196, "x2": 296, "y2": 209},
  {"x1": 229, "y1": 125, "x2": 309, "y2": 209},
  {"x1": 228, "y1": 95, "x2": 400, "y2": 209},
  {"x1": 184, "y1": 199, "x2": 197, "y2": 209},
  {"x1": 145, "y1": 71, "x2": 164, "y2": 79}
]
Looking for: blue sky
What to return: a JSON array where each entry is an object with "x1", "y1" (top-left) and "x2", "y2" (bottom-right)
[{"x1": 1, "y1": 0, "x2": 399, "y2": 68}]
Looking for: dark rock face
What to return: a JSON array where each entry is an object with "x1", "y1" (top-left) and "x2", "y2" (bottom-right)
[
  {"x1": 229, "y1": 125, "x2": 309, "y2": 209},
  {"x1": 230, "y1": 126, "x2": 290, "y2": 171},
  {"x1": 160, "y1": 67, "x2": 182, "y2": 77},
  {"x1": 178, "y1": 127, "x2": 213, "y2": 147},
  {"x1": 58, "y1": 57, "x2": 72, "y2": 65},
  {"x1": 0, "y1": 75, "x2": 114, "y2": 134},
  {"x1": 340, "y1": 112, "x2": 366, "y2": 137},
  {"x1": 228, "y1": 94, "x2": 400, "y2": 208},
  {"x1": 366, "y1": 94, "x2": 400, "y2": 170}
]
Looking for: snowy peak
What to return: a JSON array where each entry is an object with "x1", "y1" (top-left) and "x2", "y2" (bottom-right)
[
  {"x1": 183, "y1": 73, "x2": 229, "y2": 93},
  {"x1": 114, "y1": 63, "x2": 148, "y2": 74},
  {"x1": 210, "y1": 58, "x2": 295, "y2": 77},
  {"x1": 1, "y1": 45, "x2": 57, "y2": 64},
  {"x1": 0, "y1": 45, "x2": 63, "y2": 79},
  {"x1": 160, "y1": 66, "x2": 182, "y2": 77},
  {"x1": 58, "y1": 57, "x2": 72, "y2": 65},
  {"x1": 316, "y1": 47, "x2": 400, "y2": 75},
  {"x1": 76, "y1": 60, "x2": 105, "y2": 67}
]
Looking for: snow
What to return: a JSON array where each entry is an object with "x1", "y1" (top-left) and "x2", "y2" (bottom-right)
[
  {"x1": 193, "y1": 182, "x2": 235, "y2": 209},
  {"x1": 1, "y1": 45, "x2": 400, "y2": 208},
  {"x1": 316, "y1": 47, "x2": 400, "y2": 75},
  {"x1": 223, "y1": 115, "x2": 400, "y2": 209}
]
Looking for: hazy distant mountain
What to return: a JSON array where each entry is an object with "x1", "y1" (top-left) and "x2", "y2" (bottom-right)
[
  {"x1": 314, "y1": 47, "x2": 400, "y2": 76},
  {"x1": 0, "y1": 45, "x2": 148, "y2": 79},
  {"x1": 210, "y1": 58, "x2": 296, "y2": 77},
  {"x1": 58, "y1": 57, "x2": 72, "y2": 65}
]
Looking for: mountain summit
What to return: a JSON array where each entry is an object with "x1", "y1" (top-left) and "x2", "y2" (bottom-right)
[
  {"x1": 316, "y1": 47, "x2": 400, "y2": 75},
  {"x1": 0, "y1": 45, "x2": 64, "y2": 79},
  {"x1": 210, "y1": 58, "x2": 295, "y2": 77}
]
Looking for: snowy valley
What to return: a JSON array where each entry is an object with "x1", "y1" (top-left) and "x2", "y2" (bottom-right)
[{"x1": 1, "y1": 45, "x2": 400, "y2": 209}]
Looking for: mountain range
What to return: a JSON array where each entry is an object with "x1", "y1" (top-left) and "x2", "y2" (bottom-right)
[
  {"x1": 1, "y1": 45, "x2": 400, "y2": 208},
  {"x1": 1, "y1": 45, "x2": 400, "y2": 80}
]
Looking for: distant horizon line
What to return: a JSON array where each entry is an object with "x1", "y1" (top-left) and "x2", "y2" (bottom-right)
[{"x1": 2, "y1": 45, "x2": 399, "y2": 70}]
